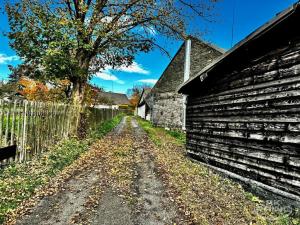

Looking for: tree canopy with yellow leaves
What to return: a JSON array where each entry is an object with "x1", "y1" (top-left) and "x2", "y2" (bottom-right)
[{"x1": 6, "y1": 0, "x2": 217, "y2": 105}]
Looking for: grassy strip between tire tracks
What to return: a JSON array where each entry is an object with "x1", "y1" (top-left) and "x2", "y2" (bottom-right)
[
  {"x1": 137, "y1": 118, "x2": 300, "y2": 225},
  {"x1": 0, "y1": 114, "x2": 123, "y2": 224}
]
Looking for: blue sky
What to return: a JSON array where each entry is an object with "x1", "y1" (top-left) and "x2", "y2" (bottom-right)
[{"x1": 0, "y1": 0, "x2": 298, "y2": 94}]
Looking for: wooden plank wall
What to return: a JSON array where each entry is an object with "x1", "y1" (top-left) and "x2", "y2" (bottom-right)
[{"x1": 186, "y1": 42, "x2": 300, "y2": 199}]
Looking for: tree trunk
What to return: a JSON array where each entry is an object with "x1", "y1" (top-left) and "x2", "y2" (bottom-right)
[
  {"x1": 70, "y1": 54, "x2": 90, "y2": 106},
  {"x1": 71, "y1": 80, "x2": 86, "y2": 106},
  {"x1": 70, "y1": 52, "x2": 91, "y2": 137}
]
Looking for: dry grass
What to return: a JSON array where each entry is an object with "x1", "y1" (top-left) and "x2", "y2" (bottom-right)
[{"x1": 137, "y1": 118, "x2": 299, "y2": 225}]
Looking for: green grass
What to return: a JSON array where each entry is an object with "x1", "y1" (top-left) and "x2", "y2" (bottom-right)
[
  {"x1": 88, "y1": 114, "x2": 123, "y2": 140},
  {"x1": 165, "y1": 129, "x2": 186, "y2": 145},
  {"x1": 136, "y1": 118, "x2": 163, "y2": 146},
  {"x1": 0, "y1": 114, "x2": 123, "y2": 224},
  {"x1": 136, "y1": 118, "x2": 186, "y2": 146}
]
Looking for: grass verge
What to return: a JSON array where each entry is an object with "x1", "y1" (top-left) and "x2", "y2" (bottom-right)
[
  {"x1": 0, "y1": 114, "x2": 123, "y2": 224},
  {"x1": 137, "y1": 118, "x2": 299, "y2": 225},
  {"x1": 165, "y1": 129, "x2": 186, "y2": 145}
]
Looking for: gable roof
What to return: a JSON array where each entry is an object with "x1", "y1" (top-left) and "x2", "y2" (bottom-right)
[
  {"x1": 138, "y1": 88, "x2": 151, "y2": 106},
  {"x1": 98, "y1": 92, "x2": 130, "y2": 105},
  {"x1": 178, "y1": 1, "x2": 300, "y2": 95},
  {"x1": 151, "y1": 37, "x2": 224, "y2": 93}
]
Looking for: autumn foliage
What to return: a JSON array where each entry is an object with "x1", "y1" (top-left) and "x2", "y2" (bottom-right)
[
  {"x1": 128, "y1": 85, "x2": 151, "y2": 107},
  {"x1": 129, "y1": 92, "x2": 140, "y2": 107},
  {"x1": 82, "y1": 85, "x2": 99, "y2": 107},
  {"x1": 18, "y1": 77, "x2": 49, "y2": 101},
  {"x1": 18, "y1": 77, "x2": 71, "y2": 102}
]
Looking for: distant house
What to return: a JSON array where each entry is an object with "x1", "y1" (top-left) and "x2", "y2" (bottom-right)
[
  {"x1": 136, "y1": 88, "x2": 151, "y2": 120},
  {"x1": 179, "y1": 3, "x2": 300, "y2": 202},
  {"x1": 146, "y1": 37, "x2": 223, "y2": 129},
  {"x1": 95, "y1": 91, "x2": 130, "y2": 109}
]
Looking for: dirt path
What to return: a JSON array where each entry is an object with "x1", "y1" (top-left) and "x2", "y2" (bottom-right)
[
  {"x1": 131, "y1": 119, "x2": 179, "y2": 225},
  {"x1": 14, "y1": 117, "x2": 181, "y2": 225}
]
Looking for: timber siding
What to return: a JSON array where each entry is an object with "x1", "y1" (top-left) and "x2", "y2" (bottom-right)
[
  {"x1": 187, "y1": 42, "x2": 300, "y2": 198},
  {"x1": 179, "y1": 3, "x2": 300, "y2": 201}
]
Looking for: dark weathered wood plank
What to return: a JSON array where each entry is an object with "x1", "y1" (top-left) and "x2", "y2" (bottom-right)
[{"x1": 186, "y1": 41, "x2": 300, "y2": 199}]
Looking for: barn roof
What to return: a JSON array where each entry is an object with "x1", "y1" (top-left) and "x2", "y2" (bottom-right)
[
  {"x1": 98, "y1": 92, "x2": 130, "y2": 105},
  {"x1": 178, "y1": 1, "x2": 300, "y2": 95},
  {"x1": 137, "y1": 88, "x2": 151, "y2": 106},
  {"x1": 151, "y1": 37, "x2": 224, "y2": 94}
]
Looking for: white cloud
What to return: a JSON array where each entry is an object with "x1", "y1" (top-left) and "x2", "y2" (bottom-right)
[
  {"x1": 93, "y1": 61, "x2": 149, "y2": 85},
  {"x1": 147, "y1": 26, "x2": 157, "y2": 36},
  {"x1": 95, "y1": 71, "x2": 125, "y2": 84},
  {"x1": 95, "y1": 71, "x2": 118, "y2": 81},
  {"x1": 137, "y1": 79, "x2": 158, "y2": 85},
  {"x1": 139, "y1": 26, "x2": 157, "y2": 36},
  {"x1": 108, "y1": 61, "x2": 150, "y2": 75},
  {"x1": 101, "y1": 15, "x2": 131, "y2": 24},
  {"x1": 0, "y1": 54, "x2": 19, "y2": 64},
  {"x1": 116, "y1": 80, "x2": 125, "y2": 84}
]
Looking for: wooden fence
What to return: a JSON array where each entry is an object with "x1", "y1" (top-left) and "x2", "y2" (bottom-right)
[{"x1": 0, "y1": 100, "x2": 119, "y2": 166}]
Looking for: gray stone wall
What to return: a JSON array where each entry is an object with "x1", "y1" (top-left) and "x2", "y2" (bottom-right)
[
  {"x1": 148, "y1": 92, "x2": 184, "y2": 129},
  {"x1": 147, "y1": 38, "x2": 223, "y2": 129}
]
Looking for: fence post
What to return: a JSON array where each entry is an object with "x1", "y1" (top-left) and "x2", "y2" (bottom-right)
[
  {"x1": 20, "y1": 101, "x2": 28, "y2": 162},
  {"x1": 0, "y1": 100, "x2": 3, "y2": 149},
  {"x1": 10, "y1": 100, "x2": 17, "y2": 147},
  {"x1": 16, "y1": 101, "x2": 22, "y2": 160},
  {"x1": 4, "y1": 102, "x2": 11, "y2": 147},
  {"x1": 0, "y1": 101, "x2": 125, "y2": 166}
]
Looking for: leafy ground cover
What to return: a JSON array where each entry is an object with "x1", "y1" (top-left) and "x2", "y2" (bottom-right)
[
  {"x1": 0, "y1": 115, "x2": 122, "y2": 224},
  {"x1": 137, "y1": 118, "x2": 299, "y2": 225},
  {"x1": 7, "y1": 117, "x2": 184, "y2": 225},
  {"x1": 2, "y1": 116, "x2": 299, "y2": 225},
  {"x1": 66, "y1": 116, "x2": 136, "y2": 225}
]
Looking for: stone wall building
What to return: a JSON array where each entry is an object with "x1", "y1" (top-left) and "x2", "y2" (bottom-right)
[{"x1": 147, "y1": 37, "x2": 223, "y2": 129}]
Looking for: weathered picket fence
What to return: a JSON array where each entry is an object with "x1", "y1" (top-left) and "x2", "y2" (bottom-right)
[{"x1": 0, "y1": 100, "x2": 119, "y2": 166}]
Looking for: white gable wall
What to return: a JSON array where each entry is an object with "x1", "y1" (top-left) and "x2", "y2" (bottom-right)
[{"x1": 137, "y1": 104, "x2": 146, "y2": 119}]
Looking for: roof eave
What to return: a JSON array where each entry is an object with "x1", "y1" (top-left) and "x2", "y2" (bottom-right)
[{"x1": 178, "y1": 1, "x2": 300, "y2": 94}]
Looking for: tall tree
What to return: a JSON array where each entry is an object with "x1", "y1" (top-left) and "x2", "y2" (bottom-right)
[
  {"x1": 6, "y1": 0, "x2": 217, "y2": 105},
  {"x1": 127, "y1": 84, "x2": 150, "y2": 107}
]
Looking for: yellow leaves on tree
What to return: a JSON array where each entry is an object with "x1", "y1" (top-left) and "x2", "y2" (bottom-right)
[
  {"x1": 128, "y1": 85, "x2": 151, "y2": 107},
  {"x1": 129, "y1": 92, "x2": 140, "y2": 107},
  {"x1": 18, "y1": 77, "x2": 71, "y2": 102},
  {"x1": 18, "y1": 77, "x2": 49, "y2": 101},
  {"x1": 83, "y1": 85, "x2": 98, "y2": 107}
]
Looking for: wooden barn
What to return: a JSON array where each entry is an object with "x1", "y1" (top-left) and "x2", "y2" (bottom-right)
[{"x1": 179, "y1": 2, "x2": 300, "y2": 202}]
